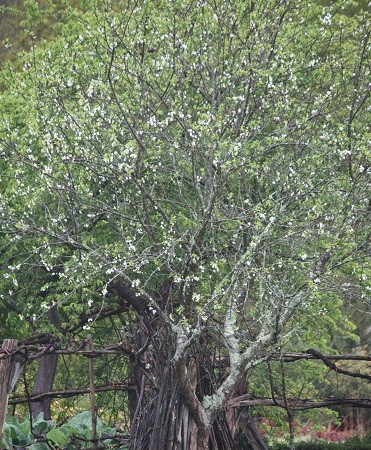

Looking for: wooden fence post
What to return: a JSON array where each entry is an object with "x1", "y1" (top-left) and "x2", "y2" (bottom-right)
[
  {"x1": 88, "y1": 335, "x2": 98, "y2": 450},
  {"x1": 0, "y1": 339, "x2": 18, "y2": 446}
]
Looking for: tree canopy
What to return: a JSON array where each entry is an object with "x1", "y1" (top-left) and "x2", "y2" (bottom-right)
[{"x1": 0, "y1": 0, "x2": 370, "y2": 448}]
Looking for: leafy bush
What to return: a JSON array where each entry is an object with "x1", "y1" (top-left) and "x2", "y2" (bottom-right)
[
  {"x1": 269, "y1": 434, "x2": 371, "y2": 450},
  {"x1": 2, "y1": 411, "x2": 128, "y2": 449},
  {"x1": 343, "y1": 435, "x2": 371, "y2": 450}
]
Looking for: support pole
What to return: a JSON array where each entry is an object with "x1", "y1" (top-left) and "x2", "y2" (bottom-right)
[
  {"x1": 88, "y1": 335, "x2": 98, "y2": 449},
  {"x1": 0, "y1": 339, "x2": 18, "y2": 446}
]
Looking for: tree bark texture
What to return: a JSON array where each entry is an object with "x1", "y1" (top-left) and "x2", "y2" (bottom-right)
[{"x1": 30, "y1": 353, "x2": 58, "y2": 420}]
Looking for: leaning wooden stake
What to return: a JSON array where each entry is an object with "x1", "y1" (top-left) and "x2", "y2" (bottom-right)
[
  {"x1": 88, "y1": 335, "x2": 98, "y2": 449},
  {"x1": 0, "y1": 339, "x2": 18, "y2": 446}
]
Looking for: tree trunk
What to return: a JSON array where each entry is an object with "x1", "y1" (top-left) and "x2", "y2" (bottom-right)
[
  {"x1": 30, "y1": 354, "x2": 58, "y2": 420},
  {"x1": 129, "y1": 362, "x2": 236, "y2": 449},
  {"x1": 112, "y1": 281, "x2": 237, "y2": 449},
  {"x1": 127, "y1": 325, "x2": 236, "y2": 449}
]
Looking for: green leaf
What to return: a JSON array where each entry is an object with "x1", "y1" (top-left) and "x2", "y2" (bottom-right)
[
  {"x1": 66, "y1": 410, "x2": 103, "y2": 432},
  {"x1": 33, "y1": 420, "x2": 50, "y2": 435},
  {"x1": 46, "y1": 428, "x2": 69, "y2": 446},
  {"x1": 28, "y1": 443, "x2": 50, "y2": 450}
]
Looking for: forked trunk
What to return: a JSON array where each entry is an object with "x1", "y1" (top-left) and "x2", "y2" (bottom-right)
[
  {"x1": 129, "y1": 367, "x2": 236, "y2": 449},
  {"x1": 129, "y1": 329, "x2": 236, "y2": 450},
  {"x1": 115, "y1": 283, "x2": 247, "y2": 449}
]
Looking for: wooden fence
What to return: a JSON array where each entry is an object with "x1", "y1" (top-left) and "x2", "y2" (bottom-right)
[{"x1": 1, "y1": 337, "x2": 370, "y2": 446}]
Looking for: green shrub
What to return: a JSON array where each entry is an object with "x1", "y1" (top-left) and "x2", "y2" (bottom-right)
[
  {"x1": 342, "y1": 434, "x2": 371, "y2": 450},
  {"x1": 269, "y1": 434, "x2": 371, "y2": 450},
  {"x1": 2, "y1": 411, "x2": 128, "y2": 449}
]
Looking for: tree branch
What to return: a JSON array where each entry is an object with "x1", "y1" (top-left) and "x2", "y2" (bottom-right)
[
  {"x1": 227, "y1": 396, "x2": 371, "y2": 410},
  {"x1": 306, "y1": 348, "x2": 371, "y2": 382}
]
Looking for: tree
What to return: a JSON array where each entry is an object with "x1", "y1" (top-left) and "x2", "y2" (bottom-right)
[{"x1": 0, "y1": 0, "x2": 370, "y2": 448}]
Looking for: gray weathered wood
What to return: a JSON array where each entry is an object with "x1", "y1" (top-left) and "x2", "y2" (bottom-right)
[
  {"x1": 0, "y1": 339, "x2": 18, "y2": 446},
  {"x1": 30, "y1": 354, "x2": 58, "y2": 420}
]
